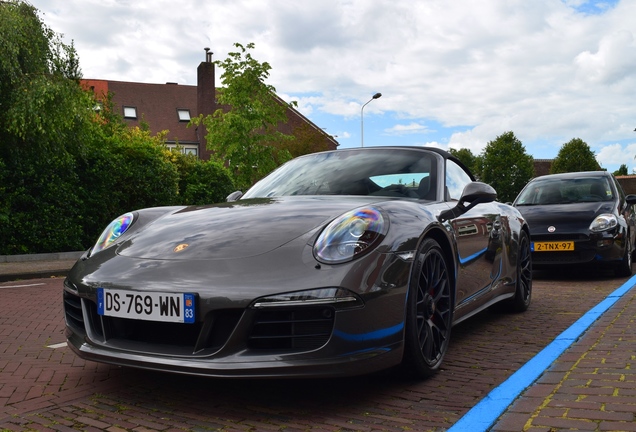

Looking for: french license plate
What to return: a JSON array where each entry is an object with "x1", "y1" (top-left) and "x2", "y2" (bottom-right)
[
  {"x1": 532, "y1": 241, "x2": 574, "y2": 252},
  {"x1": 97, "y1": 288, "x2": 195, "y2": 323}
]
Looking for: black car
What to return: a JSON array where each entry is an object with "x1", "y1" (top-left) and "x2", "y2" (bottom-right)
[
  {"x1": 513, "y1": 171, "x2": 636, "y2": 276},
  {"x1": 63, "y1": 146, "x2": 532, "y2": 379}
]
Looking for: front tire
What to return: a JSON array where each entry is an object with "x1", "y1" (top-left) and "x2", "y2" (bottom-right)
[
  {"x1": 509, "y1": 230, "x2": 533, "y2": 312},
  {"x1": 615, "y1": 232, "x2": 633, "y2": 277},
  {"x1": 402, "y1": 238, "x2": 453, "y2": 378},
  {"x1": 491, "y1": 230, "x2": 532, "y2": 313}
]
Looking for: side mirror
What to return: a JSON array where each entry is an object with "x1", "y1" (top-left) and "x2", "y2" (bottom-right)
[
  {"x1": 460, "y1": 182, "x2": 497, "y2": 205},
  {"x1": 226, "y1": 191, "x2": 243, "y2": 202},
  {"x1": 439, "y1": 182, "x2": 497, "y2": 222},
  {"x1": 625, "y1": 194, "x2": 636, "y2": 206}
]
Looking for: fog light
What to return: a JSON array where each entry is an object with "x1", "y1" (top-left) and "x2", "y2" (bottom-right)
[{"x1": 597, "y1": 239, "x2": 613, "y2": 247}]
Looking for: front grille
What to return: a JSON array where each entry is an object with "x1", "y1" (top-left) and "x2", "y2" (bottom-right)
[
  {"x1": 70, "y1": 297, "x2": 243, "y2": 355},
  {"x1": 105, "y1": 317, "x2": 204, "y2": 346},
  {"x1": 532, "y1": 233, "x2": 588, "y2": 242},
  {"x1": 532, "y1": 249, "x2": 596, "y2": 264},
  {"x1": 247, "y1": 307, "x2": 335, "y2": 350},
  {"x1": 64, "y1": 294, "x2": 337, "y2": 355}
]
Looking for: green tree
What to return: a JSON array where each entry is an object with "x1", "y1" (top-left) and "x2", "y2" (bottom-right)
[
  {"x1": 480, "y1": 131, "x2": 534, "y2": 203},
  {"x1": 449, "y1": 148, "x2": 481, "y2": 177},
  {"x1": 550, "y1": 138, "x2": 601, "y2": 174},
  {"x1": 0, "y1": 0, "x2": 89, "y2": 151},
  {"x1": 0, "y1": 159, "x2": 6, "y2": 226},
  {"x1": 0, "y1": 0, "x2": 94, "y2": 253},
  {"x1": 286, "y1": 121, "x2": 332, "y2": 158},
  {"x1": 614, "y1": 164, "x2": 629, "y2": 176},
  {"x1": 192, "y1": 42, "x2": 294, "y2": 191},
  {"x1": 0, "y1": 1, "x2": 185, "y2": 253}
]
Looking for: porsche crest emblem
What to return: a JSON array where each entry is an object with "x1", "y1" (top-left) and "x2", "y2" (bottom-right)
[{"x1": 173, "y1": 243, "x2": 189, "y2": 253}]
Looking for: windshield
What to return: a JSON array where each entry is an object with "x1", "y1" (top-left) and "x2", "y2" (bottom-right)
[
  {"x1": 243, "y1": 148, "x2": 441, "y2": 200},
  {"x1": 515, "y1": 176, "x2": 614, "y2": 206}
]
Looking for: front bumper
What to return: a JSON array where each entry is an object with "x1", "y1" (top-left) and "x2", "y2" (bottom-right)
[
  {"x1": 62, "y1": 247, "x2": 413, "y2": 378},
  {"x1": 530, "y1": 231, "x2": 626, "y2": 266},
  {"x1": 63, "y1": 287, "x2": 405, "y2": 378}
]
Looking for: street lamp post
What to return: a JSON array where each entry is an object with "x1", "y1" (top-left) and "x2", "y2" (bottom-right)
[{"x1": 361, "y1": 92, "x2": 382, "y2": 147}]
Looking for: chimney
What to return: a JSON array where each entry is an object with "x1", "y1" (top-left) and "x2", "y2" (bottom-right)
[{"x1": 197, "y1": 47, "x2": 216, "y2": 160}]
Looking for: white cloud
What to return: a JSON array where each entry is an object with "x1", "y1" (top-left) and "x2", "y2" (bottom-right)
[
  {"x1": 596, "y1": 142, "x2": 636, "y2": 169},
  {"x1": 384, "y1": 123, "x2": 430, "y2": 136},
  {"x1": 575, "y1": 30, "x2": 636, "y2": 84}
]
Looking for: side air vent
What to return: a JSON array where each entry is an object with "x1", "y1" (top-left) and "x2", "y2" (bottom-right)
[
  {"x1": 63, "y1": 291, "x2": 85, "y2": 333},
  {"x1": 248, "y1": 307, "x2": 335, "y2": 351}
]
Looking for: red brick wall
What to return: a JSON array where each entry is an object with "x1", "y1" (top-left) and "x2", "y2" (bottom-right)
[{"x1": 616, "y1": 176, "x2": 636, "y2": 195}]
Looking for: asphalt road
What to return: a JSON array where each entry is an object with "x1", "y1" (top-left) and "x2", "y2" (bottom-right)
[{"x1": 0, "y1": 267, "x2": 631, "y2": 431}]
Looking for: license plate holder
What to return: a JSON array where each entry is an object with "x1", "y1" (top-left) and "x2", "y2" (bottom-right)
[
  {"x1": 97, "y1": 288, "x2": 195, "y2": 323},
  {"x1": 531, "y1": 241, "x2": 575, "y2": 252}
]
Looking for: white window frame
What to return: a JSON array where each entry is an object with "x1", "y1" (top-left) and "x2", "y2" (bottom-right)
[
  {"x1": 123, "y1": 106, "x2": 137, "y2": 119},
  {"x1": 177, "y1": 109, "x2": 191, "y2": 122}
]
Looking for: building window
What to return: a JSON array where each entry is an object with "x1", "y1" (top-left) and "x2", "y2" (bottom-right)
[
  {"x1": 123, "y1": 106, "x2": 137, "y2": 119},
  {"x1": 166, "y1": 143, "x2": 198, "y2": 157},
  {"x1": 177, "y1": 109, "x2": 191, "y2": 122}
]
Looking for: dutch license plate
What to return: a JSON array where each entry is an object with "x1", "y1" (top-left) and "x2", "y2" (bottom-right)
[
  {"x1": 532, "y1": 241, "x2": 574, "y2": 252},
  {"x1": 97, "y1": 288, "x2": 195, "y2": 323}
]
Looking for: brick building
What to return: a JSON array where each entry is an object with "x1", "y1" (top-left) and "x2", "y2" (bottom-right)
[
  {"x1": 82, "y1": 49, "x2": 338, "y2": 159},
  {"x1": 532, "y1": 159, "x2": 552, "y2": 177}
]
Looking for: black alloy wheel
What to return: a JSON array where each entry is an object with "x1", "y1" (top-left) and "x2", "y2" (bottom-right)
[
  {"x1": 510, "y1": 230, "x2": 532, "y2": 312},
  {"x1": 403, "y1": 238, "x2": 453, "y2": 378},
  {"x1": 616, "y1": 232, "x2": 633, "y2": 277}
]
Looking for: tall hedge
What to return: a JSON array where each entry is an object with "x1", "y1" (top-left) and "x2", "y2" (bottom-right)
[
  {"x1": 1, "y1": 129, "x2": 235, "y2": 254},
  {"x1": 165, "y1": 148, "x2": 235, "y2": 206}
]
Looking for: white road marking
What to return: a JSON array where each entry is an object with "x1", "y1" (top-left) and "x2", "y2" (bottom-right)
[
  {"x1": 0, "y1": 282, "x2": 46, "y2": 289},
  {"x1": 47, "y1": 342, "x2": 68, "y2": 349}
]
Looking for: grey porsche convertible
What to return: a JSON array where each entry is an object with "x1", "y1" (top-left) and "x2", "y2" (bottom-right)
[{"x1": 63, "y1": 146, "x2": 532, "y2": 379}]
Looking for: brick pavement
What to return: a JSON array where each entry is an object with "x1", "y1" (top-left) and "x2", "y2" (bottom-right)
[
  {"x1": 0, "y1": 268, "x2": 634, "y2": 431},
  {"x1": 491, "y1": 285, "x2": 636, "y2": 432}
]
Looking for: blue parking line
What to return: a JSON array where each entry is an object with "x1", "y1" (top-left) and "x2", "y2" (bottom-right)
[{"x1": 448, "y1": 275, "x2": 636, "y2": 432}]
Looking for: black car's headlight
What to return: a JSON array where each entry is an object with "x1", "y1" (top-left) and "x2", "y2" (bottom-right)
[
  {"x1": 590, "y1": 214, "x2": 617, "y2": 232},
  {"x1": 313, "y1": 207, "x2": 386, "y2": 264},
  {"x1": 90, "y1": 212, "x2": 135, "y2": 256}
]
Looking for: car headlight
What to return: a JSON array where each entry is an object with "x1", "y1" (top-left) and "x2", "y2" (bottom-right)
[
  {"x1": 590, "y1": 214, "x2": 618, "y2": 232},
  {"x1": 314, "y1": 207, "x2": 386, "y2": 264},
  {"x1": 91, "y1": 212, "x2": 135, "y2": 255}
]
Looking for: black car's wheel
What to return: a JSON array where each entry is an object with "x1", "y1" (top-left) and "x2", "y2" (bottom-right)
[
  {"x1": 402, "y1": 238, "x2": 453, "y2": 378},
  {"x1": 491, "y1": 230, "x2": 532, "y2": 313},
  {"x1": 509, "y1": 230, "x2": 532, "y2": 312},
  {"x1": 615, "y1": 232, "x2": 633, "y2": 277}
]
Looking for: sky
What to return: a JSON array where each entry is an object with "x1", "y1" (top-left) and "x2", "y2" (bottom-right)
[{"x1": 31, "y1": 0, "x2": 636, "y2": 173}]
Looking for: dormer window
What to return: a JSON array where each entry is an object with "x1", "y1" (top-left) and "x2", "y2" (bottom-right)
[
  {"x1": 177, "y1": 109, "x2": 191, "y2": 122},
  {"x1": 123, "y1": 106, "x2": 137, "y2": 119}
]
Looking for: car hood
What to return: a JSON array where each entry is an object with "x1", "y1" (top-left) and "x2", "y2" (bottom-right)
[
  {"x1": 117, "y1": 196, "x2": 387, "y2": 260},
  {"x1": 515, "y1": 201, "x2": 616, "y2": 233}
]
